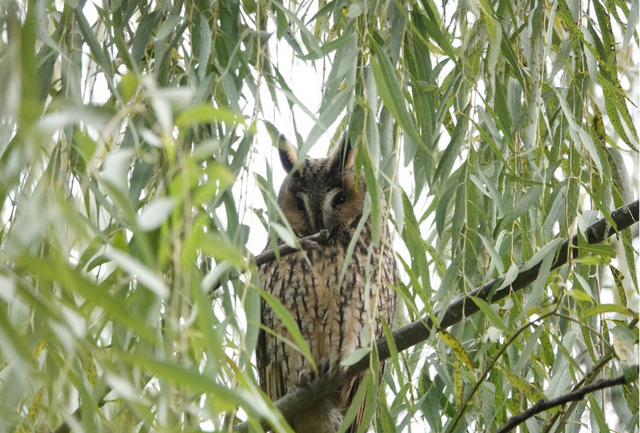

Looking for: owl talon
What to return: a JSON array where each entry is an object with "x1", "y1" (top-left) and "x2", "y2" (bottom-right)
[
  {"x1": 318, "y1": 358, "x2": 330, "y2": 377},
  {"x1": 298, "y1": 368, "x2": 313, "y2": 387},
  {"x1": 297, "y1": 359, "x2": 330, "y2": 389}
]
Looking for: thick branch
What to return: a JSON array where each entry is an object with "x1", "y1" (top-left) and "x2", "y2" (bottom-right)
[
  {"x1": 495, "y1": 370, "x2": 636, "y2": 433},
  {"x1": 234, "y1": 199, "x2": 639, "y2": 432}
]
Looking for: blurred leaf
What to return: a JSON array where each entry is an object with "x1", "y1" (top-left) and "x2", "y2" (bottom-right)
[
  {"x1": 137, "y1": 197, "x2": 175, "y2": 231},
  {"x1": 204, "y1": 234, "x2": 249, "y2": 271},
  {"x1": 176, "y1": 104, "x2": 246, "y2": 127},
  {"x1": 16, "y1": 257, "x2": 157, "y2": 343},
  {"x1": 101, "y1": 148, "x2": 135, "y2": 192},
  {"x1": 341, "y1": 347, "x2": 371, "y2": 367},
  {"x1": 105, "y1": 247, "x2": 169, "y2": 298},
  {"x1": 116, "y1": 352, "x2": 247, "y2": 400},
  {"x1": 361, "y1": 144, "x2": 380, "y2": 245}
]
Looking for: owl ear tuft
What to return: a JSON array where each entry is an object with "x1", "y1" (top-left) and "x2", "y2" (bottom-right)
[
  {"x1": 278, "y1": 134, "x2": 298, "y2": 174},
  {"x1": 329, "y1": 137, "x2": 354, "y2": 173}
]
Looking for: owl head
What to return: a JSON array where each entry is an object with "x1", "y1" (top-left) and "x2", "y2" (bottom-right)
[{"x1": 276, "y1": 135, "x2": 366, "y2": 238}]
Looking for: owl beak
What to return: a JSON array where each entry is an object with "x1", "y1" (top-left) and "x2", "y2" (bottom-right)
[
  {"x1": 313, "y1": 212, "x2": 325, "y2": 232},
  {"x1": 319, "y1": 209, "x2": 337, "y2": 234},
  {"x1": 309, "y1": 210, "x2": 331, "y2": 234}
]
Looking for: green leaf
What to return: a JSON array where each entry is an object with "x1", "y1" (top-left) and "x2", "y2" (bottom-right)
[
  {"x1": 361, "y1": 145, "x2": 380, "y2": 245},
  {"x1": 156, "y1": 15, "x2": 183, "y2": 41},
  {"x1": 471, "y1": 297, "x2": 507, "y2": 331},
  {"x1": 371, "y1": 42, "x2": 423, "y2": 147},
  {"x1": 582, "y1": 304, "x2": 639, "y2": 319},
  {"x1": 500, "y1": 185, "x2": 543, "y2": 231},
  {"x1": 203, "y1": 234, "x2": 249, "y2": 271},
  {"x1": 116, "y1": 352, "x2": 250, "y2": 403},
  {"x1": 478, "y1": 234, "x2": 505, "y2": 275},
  {"x1": 175, "y1": 104, "x2": 246, "y2": 127},
  {"x1": 336, "y1": 372, "x2": 372, "y2": 433},
  {"x1": 16, "y1": 258, "x2": 158, "y2": 343},
  {"x1": 341, "y1": 347, "x2": 371, "y2": 367}
]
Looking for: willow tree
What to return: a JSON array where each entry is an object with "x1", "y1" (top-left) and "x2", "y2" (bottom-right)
[{"x1": 0, "y1": 0, "x2": 637, "y2": 432}]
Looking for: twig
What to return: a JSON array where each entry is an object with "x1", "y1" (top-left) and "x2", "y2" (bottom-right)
[
  {"x1": 495, "y1": 372, "x2": 633, "y2": 433},
  {"x1": 207, "y1": 230, "x2": 332, "y2": 297},
  {"x1": 233, "y1": 199, "x2": 640, "y2": 432},
  {"x1": 253, "y1": 229, "x2": 331, "y2": 267}
]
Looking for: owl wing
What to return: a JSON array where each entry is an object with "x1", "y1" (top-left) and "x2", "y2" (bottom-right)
[
  {"x1": 256, "y1": 309, "x2": 288, "y2": 402},
  {"x1": 256, "y1": 327, "x2": 269, "y2": 394}
]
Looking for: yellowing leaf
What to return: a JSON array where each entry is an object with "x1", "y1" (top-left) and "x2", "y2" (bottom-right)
[
  {"x1": 501, "y1": 368, "x2": 547, "y2": 405},
  {"x1": 566, "y1": 289, "x2": 593, "y2": 302},
  {"x1": 453, "y1": 358, "x2": 462, "y2": 408},
  {"x1": 80, "y1": 346, "x2": 99, "y2": 386},
  {"x1": 439, "y1": 329, "x2": 475, "y2": 377},
  {"x1": 609, "y1": 265, "x2": 628, "y2": 307},
  {"x1": 612, "y1": 325, "x2": 636, "y2": 362}
]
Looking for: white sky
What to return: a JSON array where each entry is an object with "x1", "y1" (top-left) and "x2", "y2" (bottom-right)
[{"x1": 239, "y1": 31, "x2": 331, "y2": 256}]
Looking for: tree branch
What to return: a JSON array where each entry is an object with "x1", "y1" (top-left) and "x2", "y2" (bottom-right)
[
  {"x1": 495, "y1": 370, "x2": 637, "y2": 433},
  {"x1": 234, "y1": 199, "x2": 639, "y2": 432},
  {"x1": 253, "y1": 229, "x2": 331, "y2": 267}
]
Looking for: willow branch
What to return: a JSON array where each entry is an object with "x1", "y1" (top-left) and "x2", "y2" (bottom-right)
[
  {"x1": 207, "y1": 230, "x2": 331, "y2": 295},
  {"x1": 234, "y1": 199, "x2": 639, "y2": 433},
  {"x1": 495, "y1": 371, "x2": 636, "y2": 433},
  {"x1": 253, "y1": 229, "x2": 331, "y2": 267}
]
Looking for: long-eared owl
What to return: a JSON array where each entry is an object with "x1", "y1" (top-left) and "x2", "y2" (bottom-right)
[{"x1": 257, "y1": 135, "x2": 397, "y2": 433}]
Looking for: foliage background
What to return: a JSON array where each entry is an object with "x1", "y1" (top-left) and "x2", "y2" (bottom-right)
[{"x1": 0, "y1": 0, "x2": 638, "y2": 432}]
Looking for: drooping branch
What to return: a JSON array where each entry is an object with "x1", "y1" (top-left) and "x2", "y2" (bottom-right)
[
  {"x1": 234, "y1": 199, "x2": 639, "y2": 433},
  {"x1": 495, "y1": 370, "x2": 637, "y2": 433},
  {"x1": 53, "y1": 231, "x2": 333, "y2": 433}
]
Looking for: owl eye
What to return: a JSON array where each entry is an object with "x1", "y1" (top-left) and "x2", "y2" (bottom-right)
[
  {"x1": 333, "y1": 192, "x2": 347, "y2": 206},
  {"x1": 296, "y1": 198, "x2": 305, "y2": 212}
]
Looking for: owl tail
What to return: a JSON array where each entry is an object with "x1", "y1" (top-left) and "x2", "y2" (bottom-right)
[{"x1": 289, "y1": 393, "x2": 343, "y2": 433}]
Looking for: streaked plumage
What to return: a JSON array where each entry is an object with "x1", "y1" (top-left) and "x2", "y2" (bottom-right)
[{"x1": 257, "y1": 136, "x2": 397, "y2": 433}]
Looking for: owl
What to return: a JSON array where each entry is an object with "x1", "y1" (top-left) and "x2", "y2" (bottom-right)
[{"x1": 257, "y1": 135, "x2": 397, "y2": 433}]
